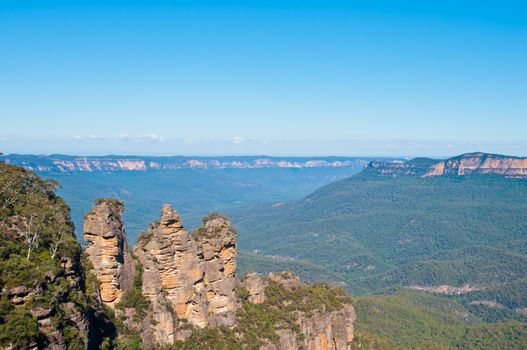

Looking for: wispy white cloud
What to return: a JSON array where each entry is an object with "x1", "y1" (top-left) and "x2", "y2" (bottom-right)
[
  {"x1": 136, "y1": 134, "x2": 166, "y2": 143},
  {"x1": 73, "y1": 134, "x2": 166, "y2": 143},
  {"x1": 226, "y1": 136, "x2": 245, "y2": 144}
]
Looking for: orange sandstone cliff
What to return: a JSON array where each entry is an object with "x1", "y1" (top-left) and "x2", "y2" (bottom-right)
[{"x1": 367, "y1": 152, "x2": 527, "y2": 178}]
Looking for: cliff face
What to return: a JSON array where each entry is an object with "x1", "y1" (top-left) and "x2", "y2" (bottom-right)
[
  {"x1": 426, "y1": 152, "x2": 527, "y2": 177},
  {"x1": 83, "y1": 199, "x2": 133, "y2": 306},
  {"x1": 199, "y1": 213, "x2": 237, "y2": 327},
  {"x1": 1, "y1": 154, "x2": 367, "y2": 173},
  {"x1": 133, "y1": 204, "x2": 207, "y2": 344},
  {"x1": 242, "y1": 272, "x2": 356, "y2": 350},
  {"x1": 367, "y1": 152, "x2": 527, "y2": 178}
]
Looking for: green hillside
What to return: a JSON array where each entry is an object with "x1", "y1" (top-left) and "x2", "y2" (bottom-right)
[
  {"x1": 351, "y1": 288, "x2": 527, "y2": 349},
  {"x1": 234, "y1": 170, "x2": 527, "y2": 348},
  {"x1": 234, "y1": 172, "x2": 527, "y2": 294}
]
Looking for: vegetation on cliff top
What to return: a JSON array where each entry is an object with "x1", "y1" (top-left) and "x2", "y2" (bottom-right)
[
  {"x1": 351, "y1": 288, "x2": 527, "y2": 349},
  {"x1": 159, "y1": 274, "x2": 351, "y2": 350},
  {"x1": 0, "y1": 162, "x2": 87, "y2": 348}
]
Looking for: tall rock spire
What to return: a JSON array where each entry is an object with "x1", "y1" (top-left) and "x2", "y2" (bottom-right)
[
  {"x1": 200, "y1": 213, "x2": 237, "y2": 327},
  {"x1": 84, "y1": 198, "x2": 133, "y2": 306},
  {"x1": 133, "y1": 206, "x2": 237, "y2": 345}
]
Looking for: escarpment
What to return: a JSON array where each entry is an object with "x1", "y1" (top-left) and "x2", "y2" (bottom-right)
[
  {"x1": 426, "y1": 152, "x2": 527, "y2": 177},
  {"x1": 83, "y1": 198, "x2": 134, "y2": 306},
  {"x1": 367, "y1": 152, "x2": 527, "y2": 178}
]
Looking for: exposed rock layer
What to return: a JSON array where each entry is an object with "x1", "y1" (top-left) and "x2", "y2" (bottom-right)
[
  {"x1": 2, "y1": 155, "x2": 367, "y2": 173},
  {"x1": 368, "y1": 152, "x2": 527, "y2": 178}
]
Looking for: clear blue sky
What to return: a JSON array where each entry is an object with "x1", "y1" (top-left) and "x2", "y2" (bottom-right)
[{"x1": 1, "y1": 0, "x2": 526, "y2": 156}]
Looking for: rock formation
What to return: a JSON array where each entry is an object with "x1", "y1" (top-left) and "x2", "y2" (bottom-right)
[
  {"x1": 199, "y1": 212, "x2": 237, "y2": 327},
  {"x1": 133, "y1": 206, "x2": 237, "y2": 345},
  {"x1": 425, "y1": 152, "x2": 527, "y2": 177},
  {"x1": 367, "y1": 152, "x2": 527, "y2": 178},
  {"x1": 271, "y1": 306, "x2": 355, "y2": 350},
  {"x1": 84, "y1": 198, "x2": 133, "y2": 306},
  {"x1": 241, "y1": 272, "x2": 267, "y2": 304},
  {"x1": 82, "y1": 199, "x2": 355, "y2": 349},
  {"x1": 242, "y1": 272, "x2": 356, "y2": 350}
]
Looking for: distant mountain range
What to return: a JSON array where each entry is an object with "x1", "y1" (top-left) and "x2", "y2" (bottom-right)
[
  {"x1": 0, "y1": 154, "x2": 376, "y2": 172},
  {"x1": 3, "y1": 152, "x2": 525, "y2": 178}
]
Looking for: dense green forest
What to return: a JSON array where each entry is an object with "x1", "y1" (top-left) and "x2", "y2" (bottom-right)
[
  {"x1": 234, "y1": 172, "x2": 527, "y2": 293},
  {"x1": 234, "y1": 170, "x2": 527, "y2": 348}
]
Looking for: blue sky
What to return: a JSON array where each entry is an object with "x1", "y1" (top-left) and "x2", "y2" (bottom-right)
[{"x1": 1, "y1": 0, "x2": 526, "y2": 156}]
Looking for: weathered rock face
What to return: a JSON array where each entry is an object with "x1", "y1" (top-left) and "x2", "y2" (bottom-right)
[
  {"x1": 133, "y1": 204, "x2": 206, "y2": 345},
  {"x1": 133, "y1": 206, "x2": 237, "y2": 345},
  {"x1": 296, "y1": 305, "x2": 355, "y2": 350},
  {"x1": 248, "y1": 272, "x2": 356, "y2": 350},
  {"x1": 200, "y1": 214, "x2": 237, "y2": 327},
  {"x1": 367, "y1": 152, "x2": 527, "y2": 178},
  {"x1": 241, "y1": 272, "x2": 267, "y2": 304},
  {"x1": 267, "y1": 306, "x2": 355, "y2": 350},
  {"x1": 84, "y1": 199, "x2": 133, "y2": 306},
  {"x1": 426, "y1": 152, "x2": 527, "y2": 177}
]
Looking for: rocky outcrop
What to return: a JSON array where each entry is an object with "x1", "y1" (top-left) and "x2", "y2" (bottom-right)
[
  {"x1": 133, "y1": 206, "x2": 237, "y2": 345},
  {"x1": 200, "y1": 213, "x2": 237, "y2": 327},
  {"x1": 241, "y1": 272, "x2": 267, "y2": 304},
  {"x1": 367, "y1": 152, "x2": 527, "y2": 178},
  {"x1": 80, "y1": 199, "x2": 355, "y2": 348},
  {"x1": 84, "y1": 199, "x2": 133, "y2": 306},
  {"x1": 244, "y1": 272, "x2": 356, "y2": 350},
  {"x1": 81, "y1": 200, "x2": 355, "y2": 349},
  {"x1": 270, "y1": 306, "x2": 355, "y2": 350},
  {"x1": 133, "y1": 204, "x2": 206, "y2": 344}
]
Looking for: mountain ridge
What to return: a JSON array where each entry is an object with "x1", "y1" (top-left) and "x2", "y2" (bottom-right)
[
  {"x1": 367, "y1": 152, "x2": 527, "y2": 178},
  {"x1": 0, "y1": 154, "x2": 378, "y2": 173}
]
